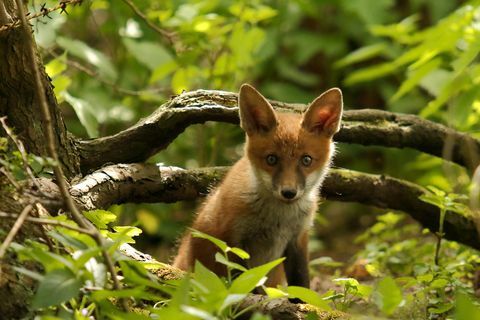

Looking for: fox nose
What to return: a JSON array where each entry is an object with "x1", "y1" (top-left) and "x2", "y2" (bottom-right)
[{"x1": 281, "y1": 189, "x2": 297, "y2": 200}]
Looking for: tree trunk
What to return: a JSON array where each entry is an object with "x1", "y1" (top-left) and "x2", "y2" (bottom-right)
[{"x1": 0, "y1": 0, "x2": 79, "y2": 178}]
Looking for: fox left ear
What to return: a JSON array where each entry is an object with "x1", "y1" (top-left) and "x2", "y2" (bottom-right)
[{"x1": 302, "y1": 88, "x2": 343, "y2": 136}]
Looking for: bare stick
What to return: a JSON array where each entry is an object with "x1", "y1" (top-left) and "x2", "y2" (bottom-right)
[
  {"x1": 46, "y1": 49, "x2": 168, "y2": 97},
  {"x1": 0, "y1": 204, "x2": 33, "y2": 259},
  {"x1": 13, "y1": 0, "x2": 127, "y2": 310},
  {"x1": 0, "y1": 0, "x2": 83, "y2": 33},
  {"x1": 120, "y1": 0, "x2": 176, "y2": 46},
  {"x1": 0, "y1": 210, "x2": 94, "y2": 235}
]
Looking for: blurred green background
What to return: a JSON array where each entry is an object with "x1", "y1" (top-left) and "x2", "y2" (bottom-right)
[{"x1": 36, "y1": 0, "x2": 479, "y2": 262}]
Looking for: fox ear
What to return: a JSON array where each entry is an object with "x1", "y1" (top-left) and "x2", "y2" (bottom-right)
[
  {"x1": 302, "y1": 88, "x2": 343, "y2": 136},
  {"x1": 238, "y1": 84, "x2": 278, "y2": 135}
]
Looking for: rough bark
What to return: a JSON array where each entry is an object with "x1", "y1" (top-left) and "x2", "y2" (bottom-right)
[
  {"x1": 0, "y1": 0, "x2": 79, "y2": 177},
  {"x1": 18, "y1": 163, "x2": 477, "y2": 250},
  {"x1": 78, "y1": 90, "x2": 480, "y2": 173}
]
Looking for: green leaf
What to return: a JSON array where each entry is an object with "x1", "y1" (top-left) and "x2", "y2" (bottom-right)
[
  {"x1": 229, "y1": 247, "x2": 250, "y2": 260},
  {"x1": 92, "y1": 288, "x2": 163, "y2": 301},
  {"x1": 150, "y1": 60, "x2": 178, "y2": 83},
  {"x1": 123, "y1": 38, "x2": 173, "y2": 71},
  {"x1": 180, "y1": 305, "x2": 214, "y2": 320},
  {"x1": 309, "y1": 256, "x2": 344, "y2": 268},
  {"x1": 219, "y1": 294, "x2": 248, "y2": 312},
  {"x1": 45, "y1": 55, "x2": 67, "y2": 78},
  {"x1": 429, "y1": 302, "x2": 453, "y2": 314},
  {"x1": 215, "y1": 252, "x2": 247, "y2": 272},
  {"x1": 286, "y1": 286, "x2": 331, "y2": 310},
  {"x1": 264, "y1": 287, "x2": 288, "y2": 299},
  {"x1": 32, "y1": 269, "x2": 82, "y2": 308},
  {"x1": 63, "y1": 92, "x2": 99, "y2": 138},
  {"x1": 229, "y1": 258, "x2": 284, "y2": 294},
  {"x1": 373, "y1": 277, "x2": 403, "y2": 315},
  {"x1": 332, "y1": 277, "x2": 360, "y2": 289},
  {"x1": 391, "y1": 58, "x2": 441, "y2": 102},
  {"x1": 191, "y1": 229, "x2": 228, "y2": 253},
  {"x1": 194, "y1": 261, "x2": 227, "y2": 295},
  {"x1": 430, "y1": 278, "x2": 449, "y2": 289},
  {"x1": 110, "y1": 226, "x2": 143, "y2": 244},
  {"x1": 84, "y1": 209, "x2": 117, "y2": 229},
  {"x1": 12, "y1": 266, "x2": 44, "y2": 282},
  {"x1": 335, "y1": 43, "x2": 387, "y2": 69},
  {"x1": 455, "y1": 292, "x2": 480, "y2": 320},
  {"x1": 56, "y1": 36, "x2": 117, "y2": 81}
]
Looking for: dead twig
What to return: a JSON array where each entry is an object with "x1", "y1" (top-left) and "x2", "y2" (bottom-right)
[
  {"x1": 120, "y1": 0, "x2": 177, "y2": 46},
  {"x1": 0, "y1": 0, "x2": 83, "y2": 34},
  {"x1": 0, "y1": 210, "x2": 94, "y2": 235},
  {"x1": 46, "y1": 49, "x2": 168, "y2": 97},
  {"x1": 0, "y1": 204, "x2": 33, "y2": 259}
]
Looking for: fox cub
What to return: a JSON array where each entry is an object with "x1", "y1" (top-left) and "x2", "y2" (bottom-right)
[{"x1": 174, "y1": 84, "x2": 343, "y2": 288}]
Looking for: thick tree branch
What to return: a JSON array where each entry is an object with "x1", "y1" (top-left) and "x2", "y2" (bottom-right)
[
  {"x1": 66, "y1": 163, "x2": 479, "y2": 250},
  {"x1": 77, "y1": 90, "x2": 480, "y2": 173}
]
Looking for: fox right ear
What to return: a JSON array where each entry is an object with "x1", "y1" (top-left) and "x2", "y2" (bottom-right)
[
  {"x1": 238, "y1": 84, "x2": 278, "y2": 135},
  {"x1": 302, "y1": 88, "x2": 343, "y2": 137}
]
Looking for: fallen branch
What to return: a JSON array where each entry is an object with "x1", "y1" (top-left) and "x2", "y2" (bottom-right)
[
  {"x1": 67, "y1": 163, "x2": 480, "y2": 250},
  {"x1": 77, "y1": 90, "x2": 480, "y2": 173}
]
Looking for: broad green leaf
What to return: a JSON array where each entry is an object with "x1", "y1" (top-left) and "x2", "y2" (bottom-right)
[
  {"x1": 373, "y1": 277, "x2": 403, "y2": 315},
  {"x1": 219, "y1": 294, "x2": 248, "y2": 312},
  {"x1": 344, "y1": 62, "x2": 398, "y2": 85},
  {"x1": 455, "y1": 292, "x2": 480, "y2": 320},
  {"x1": 430, "y1": 278, "x2": 449, "y2": 289},
  {"x1": 12, "y1": 266, "x2": 44, "y2": 281},
  {"x1": 180, "y1": 305, "x2": 214, "y2": 320},
  {"x1": 229, "y1": 247, "x2": 250, "y2": 260},
  {"x1": 52, "y1": 75, "x2": 72, "y2": 100},
  {"x1": 110, "y1": 226, "x2": 143, "y2": 244},
  {"x1": 452, "y1": 36, "x2": 480, "y2": 76},
  {"x1": 63, "y1": 92, "x2": 99, "y2": 138},
  {"x1": 419, "y1": 69, "x2": 452, "y2": 97},
  {"x1": 171, "y1": 66, "x2": 200, "y2": 94},
  {"x1": 45, "y1": 55, "x2": 67, "y2": 78},
  {"x1": 123, "y1": 38, "x2": 173, "y2": 71},
  {"x1": 229, "y1": 258, "x2": 284, "y2": 294},
  {"x1": 194, "y1": 261, "x2": 227, "y2": 295},
  {"x1": 119, "y1": 260, "x2": 164, "y2": 290},
  {"x1": 391, "y1": 58, "x2": 441, "y2": 102},
  {"x1": 150, "y1": 60, "x2": 178, "y2": 83},
  {"x1": 32, "y1": 269, "x2": 82, "y2": 308},
  {"x1": 335, "y1": 43, "x2": 387, "y2": 69},
  {"x1": 429, "y1": 302, "x2": 453, "y2": 314},
  {"x1": 286, "y1": 286, "x2": 331, "y2": 310},
  {"x1": 264, "y1": 287, "x2": 288, "y2": 299},
  {"x1": 370, "y1": 15, "x2": 419, "y2": 41},
  {"x1": 215, "y1": 252, "x2": 247, "y2": 272},
  {"x1": 56, "y1": 36, "x2": 117, "y2": 81},
  {"x1": 84, "y1": 209, "x2": 117, "y2": 229},
  {"x1": 191, "y1": 229, "x2": 228, "y2": 252}
]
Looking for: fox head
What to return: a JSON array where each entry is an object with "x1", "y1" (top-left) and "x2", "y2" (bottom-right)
[{"x1": 238, "y1": 84, "x2": 343, "y2": 203}]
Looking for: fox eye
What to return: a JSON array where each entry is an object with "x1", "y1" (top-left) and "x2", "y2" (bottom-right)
[
  {"x1": 301, "y1": 155, "x2": 312, "y2": 167},
  {"x1": 266, "y1": 154, "x2": 278, "y2": 166}
]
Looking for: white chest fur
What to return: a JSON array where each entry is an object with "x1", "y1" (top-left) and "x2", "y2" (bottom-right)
[{"x1": 232, "y1": 191, "x2": 314, "y2": 267}]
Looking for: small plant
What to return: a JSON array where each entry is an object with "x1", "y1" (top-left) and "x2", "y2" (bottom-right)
[{"x1": 419, "y1": 186, "x2": 469, "y2": 265}]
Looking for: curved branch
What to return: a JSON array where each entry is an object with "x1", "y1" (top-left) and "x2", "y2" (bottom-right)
[
  {"x1": 77, "y1": 90, "x2": 480, "y2": 173},
  {"x1": 69, "y1": 163, "x2": 480, "y2": 250}
]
